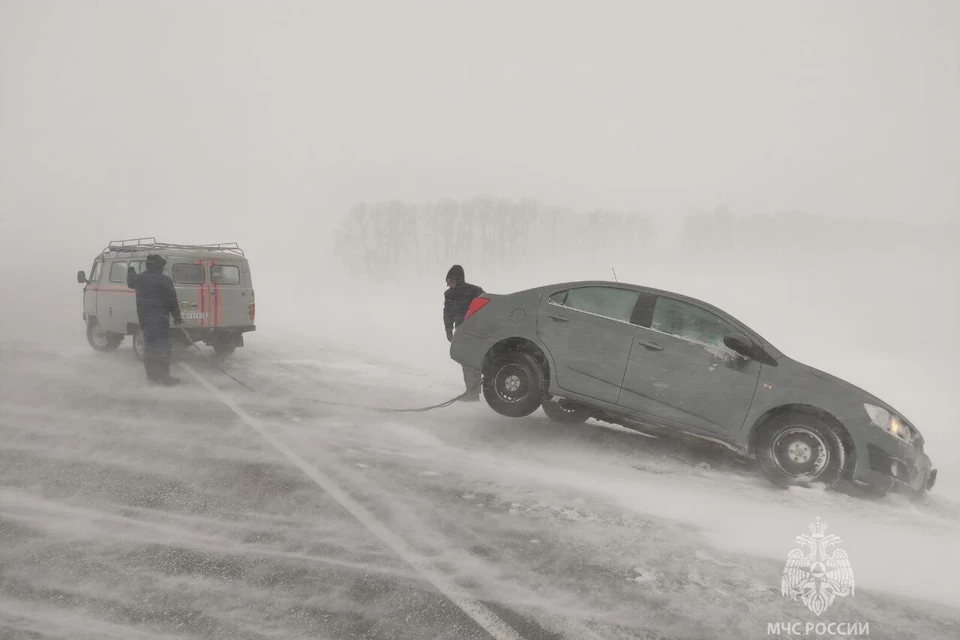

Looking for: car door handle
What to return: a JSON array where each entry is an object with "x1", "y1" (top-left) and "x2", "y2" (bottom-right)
[
  {"x1": 548, "y1": 315, "x2": 570, "y2": 322},
  {"x1": 637, "y1": 339, "x2": 663, "y2": 351}
]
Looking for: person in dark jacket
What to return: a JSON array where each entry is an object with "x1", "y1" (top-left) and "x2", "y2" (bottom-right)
[
  {"x1": 127, "y1": 254, "x2": 183, "y2": 385},
  {"x1": 443, "y1": 264, "x2": 484, "y2": 401}
]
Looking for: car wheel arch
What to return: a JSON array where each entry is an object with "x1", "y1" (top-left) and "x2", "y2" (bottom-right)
[
  {"x1": 483, "y1": 337, "x2": 552, "y2": 384},
  {"x1": 748, "y1": 404, "x2": 856, "y2": 476}
]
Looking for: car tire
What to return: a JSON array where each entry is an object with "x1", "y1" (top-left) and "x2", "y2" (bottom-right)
[
  {"x1": 87, "y1": 319, "x2": 123, "y2": 352},
  {"x1": 132, "y1": 327, "x2": 145, "y2": 361},
  {"x1": 541, "y1": 398, "x2": 591, "y2": 424},
  {"x1": 482, "y1": 350, "x2": 546, "y2": 418},
  {"x1": 757, "y1": 414, "x2": 846, "y2": 490}
]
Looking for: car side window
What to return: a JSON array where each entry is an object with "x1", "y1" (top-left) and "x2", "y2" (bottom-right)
[
  {"x1": 108, "y1": 261, "x2": 128, "y2": 283},
  {"x1": 651, "y1": 297, "x2": 737, "y2": 349},
  {"x1": 89, "y1": 261, "x2": 103, "y2": 284},
  {"x1": 548, "y1": 290, "x2": 568, "y2": 305},
  {"x1": 556, "y1": 286, "x2": 640, "y2": 323}
]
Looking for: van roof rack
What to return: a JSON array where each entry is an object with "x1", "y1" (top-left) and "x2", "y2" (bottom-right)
[{"x1": 101, "y1": 238, "x2": 245, "y2": 257}]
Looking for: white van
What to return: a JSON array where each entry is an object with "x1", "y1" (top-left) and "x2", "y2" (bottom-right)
[{"x1": 78, "y1": 238, "x2": 256, "y2": 358}]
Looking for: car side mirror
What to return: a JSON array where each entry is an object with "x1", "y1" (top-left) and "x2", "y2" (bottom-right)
[
  {"x1": 723, "y1": 332, "x2": 756, "y2": 358},
  {"x1": 77, "y1": 270, "x2": 87, "y2": 284}
]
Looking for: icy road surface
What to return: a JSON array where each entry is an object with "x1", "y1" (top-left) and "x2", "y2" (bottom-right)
[{"x1": 2, "y1": 336, "x2": 959, "y2": 640}]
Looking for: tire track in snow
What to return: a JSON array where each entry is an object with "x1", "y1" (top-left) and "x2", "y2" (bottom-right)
[{"x1": 179, "y1": 362, "x2": 529, "y2": 640}]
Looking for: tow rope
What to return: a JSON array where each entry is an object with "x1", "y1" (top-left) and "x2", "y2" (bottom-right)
[{"x1": 178, "y1": 325, "x2": 481, "y2": 413}]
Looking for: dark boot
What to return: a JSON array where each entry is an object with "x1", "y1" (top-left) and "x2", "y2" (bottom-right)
[{"x1": 462, "y1": 366, "x2": 482, "y2": 401}]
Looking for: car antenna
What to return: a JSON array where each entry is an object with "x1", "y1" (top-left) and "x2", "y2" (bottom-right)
[{"x1": 612, "y1": 267, "x2": 618, "y2": 283}]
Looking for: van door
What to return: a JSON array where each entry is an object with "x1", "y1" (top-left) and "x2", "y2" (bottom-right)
[
  {"x1": 83, "y1": 259, "x2": 104, "y2": 319},
  {"x1": 167, "y1": 260, "x2": 208, "y2": 327},
  {"x1": 207, "y1": 259, "x2": 253, "y2": 328},
  {"x1": 100, "y1": 260, "x2": 137, "y2": 333}
]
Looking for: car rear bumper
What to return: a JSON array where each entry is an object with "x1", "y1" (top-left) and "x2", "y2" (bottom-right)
[{"x1": 449, "y1": 329, "x2": 491, "y2": 371}]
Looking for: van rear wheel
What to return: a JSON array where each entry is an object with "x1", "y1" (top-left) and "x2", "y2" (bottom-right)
[
  {"x1": 87, "y1": 319, "x2": 123, "y2": 352},
  {"x1": 213, "y1": 343, "x2": 236, "y2": 358}
]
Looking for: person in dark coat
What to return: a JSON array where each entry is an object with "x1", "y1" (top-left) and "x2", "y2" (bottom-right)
[
  {"x1": 127, "y1": 254, "x2": 183, "y2": 385},
  {"x1": 443, "y1": 264, "x2": 484, "y2": 401}
]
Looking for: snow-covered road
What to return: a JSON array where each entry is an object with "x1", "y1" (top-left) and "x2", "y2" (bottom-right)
[{"x1": 2, "y1": 335, "x2": 959, "y2": 640}]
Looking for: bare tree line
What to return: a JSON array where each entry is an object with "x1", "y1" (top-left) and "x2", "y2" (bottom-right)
[
  {"x1": 333, "y1": 198, "x2": 957, "y2": 280},
  {"x1": 333, "y1": 197, "x2": 657, "y2": 280}
]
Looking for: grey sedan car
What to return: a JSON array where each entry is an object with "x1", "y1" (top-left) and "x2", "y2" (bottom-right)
[{"x1": 450, "y1": 281, "x2": 937, "y2": 497}]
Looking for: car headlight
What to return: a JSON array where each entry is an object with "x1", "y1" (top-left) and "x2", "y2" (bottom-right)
[{"x1": 863, "y1": 403, "x2": 911, "y2": 441}]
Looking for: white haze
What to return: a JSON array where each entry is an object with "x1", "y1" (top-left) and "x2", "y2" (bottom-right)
[{"x1": 1, "y1": 1, "x2": 959, "y2": 638}]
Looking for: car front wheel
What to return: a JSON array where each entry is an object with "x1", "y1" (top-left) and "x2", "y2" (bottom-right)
[
  {"x1": 757, "y1": 414, "x2": 846, "y2": 490},
  {"x1": 482, "y1": 351, "x2": 546, "y2": 418}
]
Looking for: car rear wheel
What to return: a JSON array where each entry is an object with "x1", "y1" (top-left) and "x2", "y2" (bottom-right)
[
  {"x1": 541, "y1": 398, "x2": 591, "y2": 424},
  {"x1": 482, "y1": 351, "x2": 545, "y2": 418},
  {"x1": 757, "y1": 414, "x2": 846, "y2": 490},
  {"x1": 87, "y1": 319, "x2": 123, "y2": 352}
]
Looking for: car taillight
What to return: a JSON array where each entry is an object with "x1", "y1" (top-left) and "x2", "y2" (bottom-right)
[
  {"x1": 248, "y1": 303, "x2": 255, "y2": 322},
  {"x1": 464, "y1": 296, "x2": 489, "y2": 322}
]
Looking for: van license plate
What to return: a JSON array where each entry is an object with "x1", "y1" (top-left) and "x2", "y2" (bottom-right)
[{"x1": 182, "y1": 312, "x2": 210, "y2": 320}]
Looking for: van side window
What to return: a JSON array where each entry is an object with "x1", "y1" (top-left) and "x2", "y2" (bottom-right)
[
  {"x1": 173, "y1": 263, "x2": 205, "y2": 284},
  {"x1": 210, "y1": 265, "x2": 240, "y2": 285},
  {"x1": 109, "y1": 261, "x2": 128, "y2": 283},
  {"x1": 89, "y1": 261, "x2": 103, "y2": 284},
  {"x1": 129, "y1": 261, "x2": 145, "y2": 274}
]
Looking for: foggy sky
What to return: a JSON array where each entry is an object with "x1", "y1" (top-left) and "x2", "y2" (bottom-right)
[{"x1": 1, "y1": 0, "x2": 958, "y2": 271}]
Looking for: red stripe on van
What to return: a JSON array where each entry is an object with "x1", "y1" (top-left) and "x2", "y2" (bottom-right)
[
  {"x1": 213, "y1": 259, "x2": 221, "y2": 326},
  {"x1": 88, "y1": 287, "x2": 135, "y2": 295},
  {"x1": 196, "y1": 259, "x2": 204, "y2": 327}
]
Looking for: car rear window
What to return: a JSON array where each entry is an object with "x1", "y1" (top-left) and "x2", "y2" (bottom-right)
[
  {"x1": 172, "y1": 263, "x2": 205, "y2": 284},
  {"x1": 210, "y1": 264, "x2": 240, "y2": 285}
]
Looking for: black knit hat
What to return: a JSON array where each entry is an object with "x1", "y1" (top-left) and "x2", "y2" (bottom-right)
[
  {"x1": 145, "y1": 254, "x2": 166, "y2": 270},
  {"x1": 446, "y1": 264, "x2": 464, "y2": 283}
]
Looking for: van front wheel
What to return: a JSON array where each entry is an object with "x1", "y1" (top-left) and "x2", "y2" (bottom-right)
[
  {"x1": 87, "y1": 319, "x2": 123, "y2": 352},
  {"x1": 132, "y1": 328, "x2": 145, "y2": 361}
]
